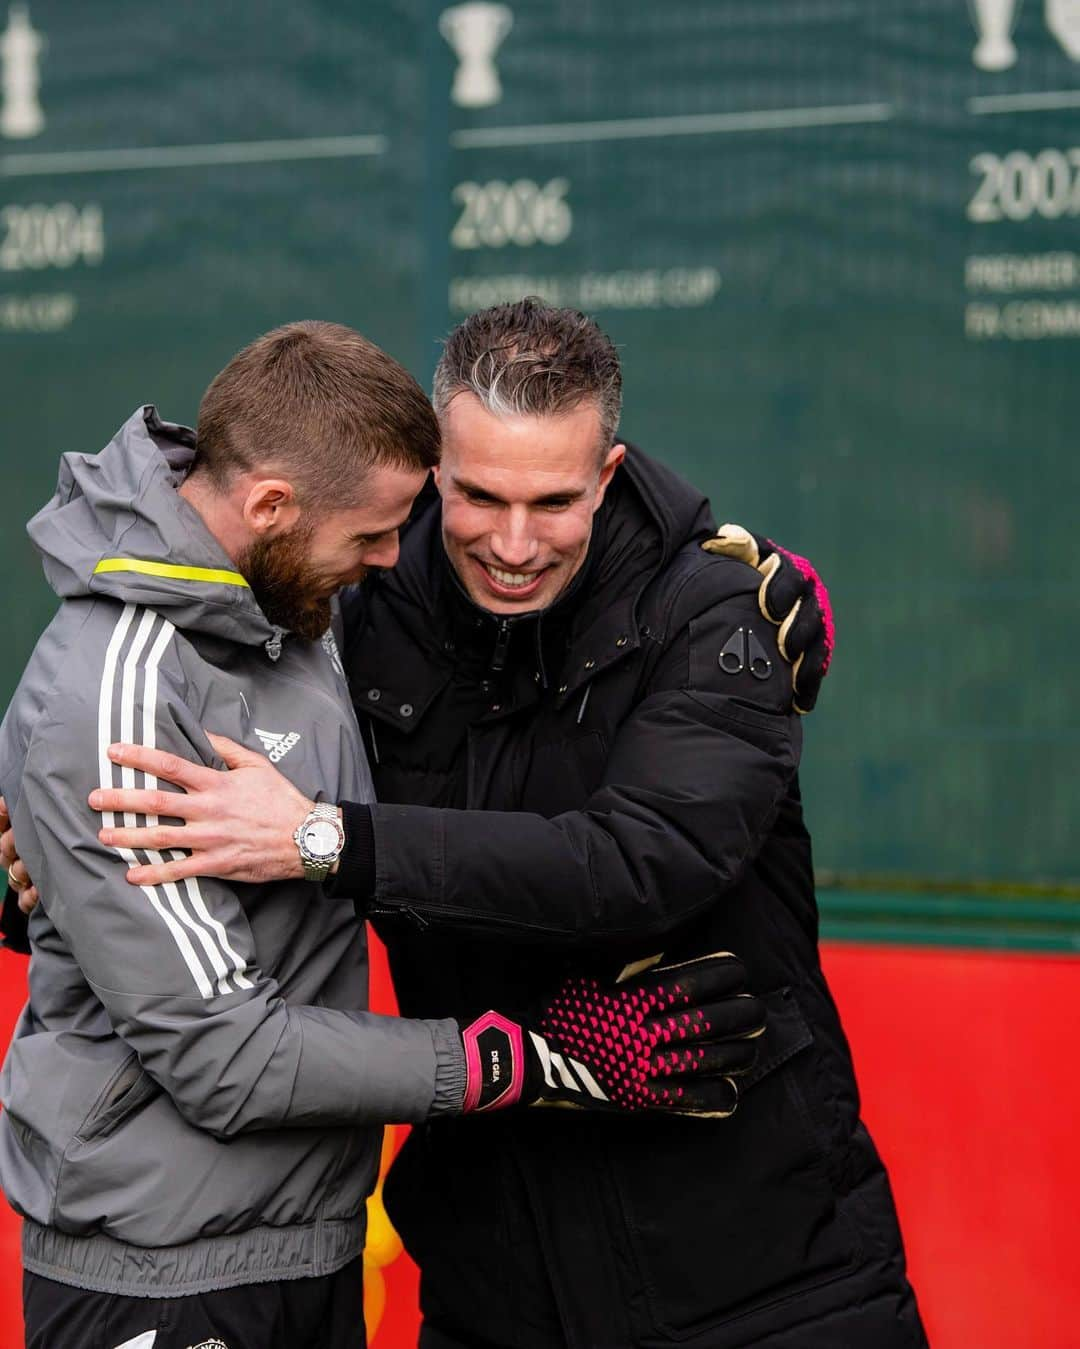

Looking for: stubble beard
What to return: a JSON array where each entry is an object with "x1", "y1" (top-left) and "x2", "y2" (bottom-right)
[{"x1": 237, "y1": 524, "x2": 347, "y2": 642}]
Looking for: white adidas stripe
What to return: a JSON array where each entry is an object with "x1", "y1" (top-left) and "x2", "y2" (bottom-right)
[
  {"x1": 101, "y1": 607, "x2": 216, "y2": 1000},
  {"x1": 527, "y1": 1032, "x2": 609, "y2": 1102},
  {"x1": 137, "y1": 619, "x2": 251, "y2": 995},
  {"x1": 529, "y1": 1031, "x2": 559, "y2": 1091},
  {"x1": 99, "y1": 605, "x2": 214, "y2": 999},
  {"x1": 98, "y1": 603, "x2": 250, "y2": 999},
  {"x1": 567, "y1": 1058, "x2": 608, "y2": 1102}
]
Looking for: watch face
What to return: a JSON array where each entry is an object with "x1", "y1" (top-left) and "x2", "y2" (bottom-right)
[{"x1": 303, "y1": 818, "x2": 341, "y2": 860}]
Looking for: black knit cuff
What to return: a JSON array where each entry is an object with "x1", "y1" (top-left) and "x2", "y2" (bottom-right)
[
  {"x1": 322, "y1": 802, "x2": 377, "y2": 903},
  {"x1": 1, "y1": 883, "x2": 31, "y2": 955}
]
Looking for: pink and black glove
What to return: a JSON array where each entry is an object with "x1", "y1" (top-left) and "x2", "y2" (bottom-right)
[
  {"x1": 458, "y1": 952, "x2": 765, "y2": 1119},
  {"x1": 702, "y1": 523, "x2": 835, "y2": 714}
]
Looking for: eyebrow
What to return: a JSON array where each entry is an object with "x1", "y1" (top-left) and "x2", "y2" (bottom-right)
[{"x1": 453, "y1": 476, "x2": 586, "y2": 507}]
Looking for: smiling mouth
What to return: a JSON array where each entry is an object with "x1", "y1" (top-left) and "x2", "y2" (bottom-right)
[{"x1": 477, "y1": 559, "x2": 549, "y2": 593}]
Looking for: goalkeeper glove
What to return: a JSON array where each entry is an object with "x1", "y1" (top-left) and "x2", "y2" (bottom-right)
[
  {"x1": 459, "y1": 952, "x2": 764, "y2": 1119},
  {"x1": 702, "y1": 523, "x2": 834, "y2": 714}
]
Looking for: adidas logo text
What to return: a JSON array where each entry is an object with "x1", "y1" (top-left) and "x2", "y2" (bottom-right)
[{"x1": 254, "y1": 728, "x2": 301, "y2": 763}]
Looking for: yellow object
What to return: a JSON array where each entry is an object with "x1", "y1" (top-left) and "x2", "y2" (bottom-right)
[
  {"x1": 700, "y1": 522, "x2": 760, "y2": 567},
  {"x1": 363, "y1": 1262, "x2": 386, "y2": 1339},
  {"x1": 365, "y1": 1181, "x2": 404, "y2": 1268},
  {"x1": 93, "y1": 557, "x2": 250, "y2": 587},
  {"x1": 364, "y1": 1124, "x2": 407, "y2": 1342}
]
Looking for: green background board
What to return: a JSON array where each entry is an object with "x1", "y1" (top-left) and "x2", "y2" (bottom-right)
[{"x1": 2, "y1": 1, "x2": 1078, "y2": 937}]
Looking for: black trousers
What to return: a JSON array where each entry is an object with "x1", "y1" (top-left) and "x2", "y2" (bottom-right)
[
  {"x1": 419, "y1": 1327, "x2": 495, "y2": 1349},
  {"x1": 23, "y1": 1258, "x2": 366, "y2": 1349}
]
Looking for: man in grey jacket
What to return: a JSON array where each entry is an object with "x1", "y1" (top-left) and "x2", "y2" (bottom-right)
[{"x1": 0, "y1": 321, "x2": 764, "y2": 1349}]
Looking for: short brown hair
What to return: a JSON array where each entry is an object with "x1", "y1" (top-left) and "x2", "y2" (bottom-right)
[
  {"x1": 195, "y1": 321, "x2": 439, "y2": 506},
  {"x1": 433, "y1": 298, "x2": 622, "y2": 454}
]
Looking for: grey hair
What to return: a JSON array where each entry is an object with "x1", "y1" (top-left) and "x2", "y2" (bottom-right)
[{"x1": 433, "y1": 298, "x2": 622, "y2": 455}]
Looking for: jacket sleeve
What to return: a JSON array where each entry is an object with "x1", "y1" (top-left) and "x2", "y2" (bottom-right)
[
  {"x1": 14, "y1": 659, "x2": 465, "y2": 1138},
  {"x1": 368, "y1": 584, "x2": 801, "y2": 944}
]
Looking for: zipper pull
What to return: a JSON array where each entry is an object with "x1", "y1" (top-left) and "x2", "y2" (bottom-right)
[
  {"x1": 265, "y1": 629, "x2": 284, "y2": 661},
  {"x1": 490, "y1": 619, "x2": 512, "y2": 673},
  {"x1": 368, "y1": 901, "x2": 430, "y2": 930}
]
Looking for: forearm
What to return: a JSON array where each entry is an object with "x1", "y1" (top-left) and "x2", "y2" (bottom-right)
[
  {"x1": 22, "y1": 776, "x2": 465, "y2": 1135},
  {"x1": 363, "y1": 794, "x2": 780, "y2": 945},
  {"x1": 91, "y1": 633, "x2": 799, "y2": 942},
  {"x1": 329, "y1": 798, "x2": 673, "y2": 939},
  {"x1": 340, "y1": 696, "x2": 798, "y2": 943},
  {"x1": 283, "y1": 1005, "x2": 465, "y2": 1129},
  {"x1": 107, "y1": 994, "x2": 466, "y2": 1137}
]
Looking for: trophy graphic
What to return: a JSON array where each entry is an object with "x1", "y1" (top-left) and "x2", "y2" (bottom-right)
[
  {"x1": 1046, "y1": 0, "x2": 1080, "y2": 59},
  {"x1": 1, "y1": 2, "x2": 45, "y2": 138},
  {"x1": 439, "y1": 3, "x2": 513, "y2": 108},
  {"x1": 969, "y1": 0, "x2": 1022, "y2": 69}
]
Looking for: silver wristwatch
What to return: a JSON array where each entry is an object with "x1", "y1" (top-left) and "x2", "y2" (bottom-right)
[{"x1": 293, "y1": 802, "x2": 346, "y2": 882}]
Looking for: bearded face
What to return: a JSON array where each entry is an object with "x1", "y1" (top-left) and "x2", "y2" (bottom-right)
[
  {"x1": 237, "y1": 523, "x2": 361, "y2": 642},
  {"x1": 232, "y1": 462, "x2": 429, "y2": 641}
]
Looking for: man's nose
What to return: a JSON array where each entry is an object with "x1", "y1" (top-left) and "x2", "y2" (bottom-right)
[
  {"x1": 362, "y1": 533, "x2": 400, "y2": 570},
  {"x1": 490, "y1": 508, "x2": 538, "y2": 568}
]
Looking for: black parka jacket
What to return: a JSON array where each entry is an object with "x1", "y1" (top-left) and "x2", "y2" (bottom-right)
[{"x1": 340, "y1": 448, "x2": 925, "y2": 1349}]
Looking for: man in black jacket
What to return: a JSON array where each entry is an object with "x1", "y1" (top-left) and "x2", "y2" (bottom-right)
[{"x1": 61, "y1": 300, "x2": 926, "y2": 1347}]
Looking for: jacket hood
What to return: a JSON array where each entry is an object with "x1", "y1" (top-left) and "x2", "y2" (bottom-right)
[
  {"x1": 586, "y1": 443, "x2": 716, "y2": 605},
  {"x1": 28, "y1": 406, "x2": 279, "y2": 650}
]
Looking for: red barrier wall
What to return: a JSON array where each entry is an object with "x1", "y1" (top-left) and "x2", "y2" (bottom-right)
[
  {"x1": 0, "y1": 940, "x2": 1077, "y2": 1346},
  {"x1": 821, "y1": 943, "x2": 1080, "y2": 1348}
]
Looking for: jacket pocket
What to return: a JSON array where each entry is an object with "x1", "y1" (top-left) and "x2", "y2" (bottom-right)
[
  {"x1": 57, "y1": 1090, "x2": 379, "y2": 1246},
  {"x1": 75, "y1": 1054, "x2": 160, "y2": 1144},
  {"x1": 609, "y1": 988, "x2": 861, "y2": 1341},
  {"x1": 0, "y1": 1032, "x2": 140, "y2": 1227}
]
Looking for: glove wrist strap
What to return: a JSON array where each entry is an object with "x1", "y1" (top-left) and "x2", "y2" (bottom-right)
[{"x1": 461, "y1": 1011, "x2": 527, "y2": 1112}]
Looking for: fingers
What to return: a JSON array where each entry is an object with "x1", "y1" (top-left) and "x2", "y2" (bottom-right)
[
  {"x1": 776, "y1": 594, "x2": 821, "y2": 665},
  {"x1": 654, "y1": 1076, "x2": 739, "y2": 1119},
  {"x1": 0, "y1": 795, "x2": 9, "y2": 833},
  {"x1": 792, "y1": 631, "x2": 827, "y2": 715},
  {"x1": 701, "y1": 523, "x2": 762, "y2": 568},
  {"x1": 702, "y1": 529, "x2": 835, "y2": 714},
  {"x1": 691, "y1": 993, "x2": 767, "y2": 1042},
  {"x1": 759, "y1": 551, "x2": 810, "y2": 626},
  {"x1": 105, "y1": 743, "x2": 219, "y2": 790},
  {"x1": 6, "y1": 858, "x2": 31, "y2": 891},
  {"x1": 5, "y1": 846, "x2": 38, "y2": 913},
  {"x1": 97, "y1": 823, "x2": 199, "y2": 852},
  {"x1": 646, "y1": 951, "x2": 749, "y2": 1004},
  {"x1": 639, "y1": 956, "x2": 766, "y2": 1042},
  {"x1": 650, "y1": 1037, "x2": 758, "y2": 1080},
  {"x1": 205, "y1": 732, "x2": 270, "y2": 770},
  {"x1": 89, "y1": 786, "x2": 200, "y2": 819},
  {"x1": 124, "y1": 852, "x2": 230, "y2": 887}
]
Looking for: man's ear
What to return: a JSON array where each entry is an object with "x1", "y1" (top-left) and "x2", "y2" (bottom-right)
[
  {"x1": 593, "y1": 443, "x2": 626, "y2": 512},
  {"x1": 241, "y1": 478, "x2": 302, "y2": 537},
  {"x1": 432, "y1": 462, "x2": 444, "y2": 495}
]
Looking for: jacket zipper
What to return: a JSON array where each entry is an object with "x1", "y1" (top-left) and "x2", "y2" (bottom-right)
[{"x1": 490, "y1": 619, "x2": 512, "y2": 674}]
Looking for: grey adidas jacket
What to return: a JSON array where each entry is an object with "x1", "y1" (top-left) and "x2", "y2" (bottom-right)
[{"x1": 0, "y1": 407, "x2": 466, "y2": 1296}]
